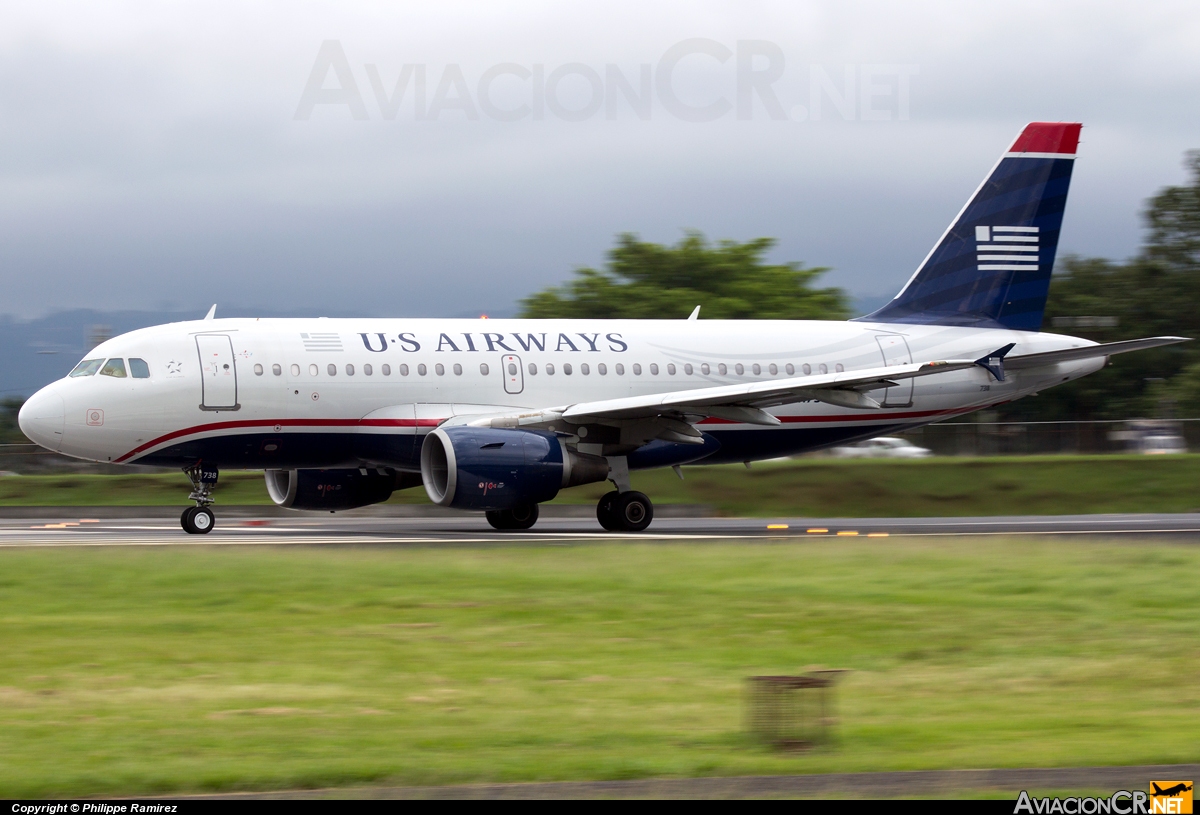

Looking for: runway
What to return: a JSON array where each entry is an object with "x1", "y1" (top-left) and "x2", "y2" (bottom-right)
[{"x1": 6, "y1": 509, "x2": 1200, "y2": 546}]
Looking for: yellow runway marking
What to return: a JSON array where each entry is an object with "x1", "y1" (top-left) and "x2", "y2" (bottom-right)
[
  {"x1": 806, "y1": 528, "x2": 828, "y2": 534},
  {"x1": 837, "y1": 531, "x2": 859, "y2": 536},
  {"x1": 867, "y1": 533, "x2": 889, "y2": 538},
  {"x1": 766, "y1": 524, "x2": 789, "y2": 530}
]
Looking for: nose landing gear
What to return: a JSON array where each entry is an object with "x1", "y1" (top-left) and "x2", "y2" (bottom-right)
[{"x1": 181, "y1": 464, "x2": 218, "y2": 535}]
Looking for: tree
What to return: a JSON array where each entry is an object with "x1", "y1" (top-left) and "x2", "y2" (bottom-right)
[
  {"x1": 519, "y1": 232, "x2": 850, "y2": 320},
  {"x1": 0, "y1": 397, "x2": 27, "y2": 444}
]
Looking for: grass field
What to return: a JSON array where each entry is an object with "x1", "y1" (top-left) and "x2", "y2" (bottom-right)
[
  {"x1": 1, "y1": 539, "x2": 1197, "y2": 797},
  {"x1": 2, "y1": 454, "x2": 1199, "y2": 516}
]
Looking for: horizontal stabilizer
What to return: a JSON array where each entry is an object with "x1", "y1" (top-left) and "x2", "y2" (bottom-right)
[{"x1": 1006, "y1": 336, "x2": 1190, "y2": 369}]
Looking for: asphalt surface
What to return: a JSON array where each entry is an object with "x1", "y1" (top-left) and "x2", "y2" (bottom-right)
[{"x1": 6, "y1": 510, "x2": 1200, "y2": 546}]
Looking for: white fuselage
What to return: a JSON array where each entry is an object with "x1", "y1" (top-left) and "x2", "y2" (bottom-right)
[{"x1": 19, "y1": 317, "x2": 1102, "y2": 471}]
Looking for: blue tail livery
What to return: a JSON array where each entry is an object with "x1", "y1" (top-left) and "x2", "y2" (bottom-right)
[{"x1": 861, "y1": 122, "x2": 1081, "y2": 331}]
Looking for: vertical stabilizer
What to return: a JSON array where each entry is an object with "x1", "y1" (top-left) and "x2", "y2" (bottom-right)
[{"x1": 860, "y1": 122, "x2": 1081, "y2": 331}]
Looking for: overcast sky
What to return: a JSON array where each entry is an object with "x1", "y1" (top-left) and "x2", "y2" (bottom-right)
[{"x1": 1, "y1": 0, "x2": 1198, "y2": 319}]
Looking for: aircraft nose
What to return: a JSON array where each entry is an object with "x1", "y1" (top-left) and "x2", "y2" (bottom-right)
[{"x1": 18, "y1": 386, "x2": 66, "y2": 452}]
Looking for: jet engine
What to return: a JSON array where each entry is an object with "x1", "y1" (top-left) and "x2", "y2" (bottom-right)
[
  {"x1": 420, "y1": 426, "x2": 610, "y2": 511},
  {"x1": 264, "y1": 468, "x2": 422, "y2": 511}
]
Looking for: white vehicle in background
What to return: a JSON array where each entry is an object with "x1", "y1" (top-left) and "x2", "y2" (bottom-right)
[
  {"x1": 830, "y1": 437, "x2": 933, "y2": 459},
  {"x1": 1141, "y1": 434, "x2": 1187, "y2": 455}
]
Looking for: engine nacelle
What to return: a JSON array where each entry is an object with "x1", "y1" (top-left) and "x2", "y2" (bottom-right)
[
  {"x1": 265, "y1": 468, "x2": 420, "y2": 511},
  {"x1": 420, "y1": 426, "x2": 610, "y2": 511}
]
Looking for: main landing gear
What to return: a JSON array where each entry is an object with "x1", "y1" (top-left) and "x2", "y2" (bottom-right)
[
  {"x1": 486, "y1": 504, "x2": 540, "y2": 531},
  {"x1": 596, "y1": 490, "x2": 654, "y2": 532},
  {"x1": 594, "y1": 455, "x2": 654, "y2": 532},
  {"x1": 181, "y1": 464, "x2": 218, "y2": 535}
]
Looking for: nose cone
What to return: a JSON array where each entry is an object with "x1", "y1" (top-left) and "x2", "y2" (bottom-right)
[{"x1": 19, "y1": 386, "x2": 66, "y2": 452}]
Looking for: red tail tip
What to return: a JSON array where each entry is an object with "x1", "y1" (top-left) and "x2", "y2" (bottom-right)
[{"x1": 1010, "y1": 122, "x2": 1082, "y2": 155}]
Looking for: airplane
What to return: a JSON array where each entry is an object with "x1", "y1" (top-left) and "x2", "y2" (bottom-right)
[
  {"x1": 1152, "y1": 783, "x2": 1193, "y2": 798},
  {"x1": 18, "y1": 121, "x2": 1188, "y2": 534}
]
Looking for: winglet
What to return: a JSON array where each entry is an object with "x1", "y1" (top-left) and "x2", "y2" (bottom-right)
[
  {"x1": 687, "y1": 305, "x2": 700, "y2": 321},
  {"x1": 975, "y1": 343, "x2": 1016, "y2": 381},
  {"x1": 203, "y1": 304, "x2": 217, "y2": 321}
]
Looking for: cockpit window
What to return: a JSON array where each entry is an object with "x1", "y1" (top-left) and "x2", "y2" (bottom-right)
[
  {"x1": 69, "y1": 358, "x2": 104, "y2": 377},
  {"x1": 100, "y1": 358, "x2": 127, "y2": 378},
  {"x1": 129, "y1": 358, "x2": 151, "y2": 379}
]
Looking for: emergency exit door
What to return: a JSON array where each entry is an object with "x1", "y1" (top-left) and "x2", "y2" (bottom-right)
[
  {"x1": 502, "y1": 354, "x2": 524, "y2": 394},
  {"x1": 875, "y1": 335, "x2": 913, "y2": 407},
  {"x1": 196, "y1": 334, "x2": 239, "y2": 410}
]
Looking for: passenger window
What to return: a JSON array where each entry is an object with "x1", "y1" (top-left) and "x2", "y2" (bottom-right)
[
  {"x1": 718, "y1": 363, "x2": 727, "y2": 375},
  {"x1": 327, "y1": 364, "x2": 337, "y2": 376},
  {"x1": 649, "y1": 363, "x2": 658, "y2": 375},
  {"x1": 253, "y1": 363, "x2": 264, "y2": 376},
  {"x1": 70, "y1": 358, "x2": 104, "y2": 377},
  {"x1": 129, "y1": 358, "x2": 151, "y2": 379},
  {"x1": 382, "y1": 364, "x2": 391, "y2": 375},
  {"x1": 700, "y1": 363, "x2": 709, "y2": 375},
  {"x1": 563, "y1": 363, "x2": 573, "y2": 375},
  {"x1": 400, "y1": 364, "x2": 410, "y2": 376},
  {"x1": 752, "y1": 363, "x2": 761, "y2": 375},
  {"x1": 786, "y1": 363, "x2": 795, "y2": 375},
  {"x1": 363, "y1": 364, "x2": 373, "y2": 376},
  {"x1": 835, "y1": 363, "x2": 845, "y2": 372},
  {"x1": 684, "y1": 363, "x2": 694, "y2": 375},
  {"x1": 615, "y1": 363, "x2": 624, "y2": 375},
  {"x1": 309, "y1": 364, "x2": 318, "y2": 376},
  {"x1": 418, "y1": 364, "x2": 427, "y2": 376},
  {"x1": 453, "y1": 363, "x2": 463, "y2": 375},
  {"x1": 597, "y1": 363, "x2": 607, "y2": 375},
  {"x1": 273, "y1": 364, "x2": 282, "y2": 376},
  {"x1": 802, "y1": 363, "x2": 811, "y2": 375},
  {"x1": 346, "y1": 364, "x2": 355, "y2": 376},
  {"x1": 581, "y1": 363, "x2": 590, "y2": 375},
  {"x1": 291, "y1": 364, "x2": 300, "y2": 376},
  {"x1": 633, "y1": 363, "x2": 642, "y2": 375},
  {"x1": 735, "y1": 363, "x2": 744, "y2": 375},
  {"x1": 546, "y1": 363, "x2": 555, "y2": 375},
  {"x1": 667, "y1": 363, "x2": 676, "y2": 375},
  {"x1": 819, "y1": 363, "x2": 828, "y2": 374},
  {"x1": 769, "y1": 363, "x2": 778, "y2": 375},
  {"x1": 527, "y1": 363, "x2": 537, "y2": 375},
  {"x1": 434, "y1": 363, "x2": 444, "y2": 376},
  {"x1": 480, "y1": 363, "x2": 489, "y2": 375},
  {"x1": 100, "y1": 358, "x2": 127, "y2": 378}
]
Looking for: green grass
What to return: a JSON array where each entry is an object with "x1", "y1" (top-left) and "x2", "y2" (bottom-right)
[
  {"x1": 3, "y1": 455, "x2": 1200, "y2": 516},
  {"x1": 0, "y1": 539, "x2": 1197, "y2": 796}
]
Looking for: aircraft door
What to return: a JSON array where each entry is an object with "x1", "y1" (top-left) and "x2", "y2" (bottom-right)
[
  {"x1": 502, "y1": 354, "x2": 524, "y2": 395},
  {"x1": 875, "y1": 335, "x2": 914, "y2": 407},
  {"x1": 196, "y1": 334, "x2": 240, "y2": 410}
]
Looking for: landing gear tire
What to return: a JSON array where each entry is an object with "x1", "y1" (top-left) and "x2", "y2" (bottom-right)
[
  {"x1": 486, "y1": 504, "x2": 539, "y2": 531},
  {"x1": 596, "y1": 490, "x2": 621, "y2": 531},
  {"x1": 597, "y1": 490, "x2": 653, "y2": 532},
  {"x1": 182, "y1": 506, "x2": 215, "y2": 535}
]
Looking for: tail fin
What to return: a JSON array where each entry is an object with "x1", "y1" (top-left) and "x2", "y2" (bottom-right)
[{"x1": 861, "y1": 122, "x2": 1081, "y2": 331}]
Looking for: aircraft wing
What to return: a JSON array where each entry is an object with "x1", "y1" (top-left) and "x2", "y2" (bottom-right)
[
  {"x1": 556, "y1": 359, "x2": 977, "y2": 423},
  {"x1": 1004, "y1": 336, "x2": 1189, "y2": 369}
]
